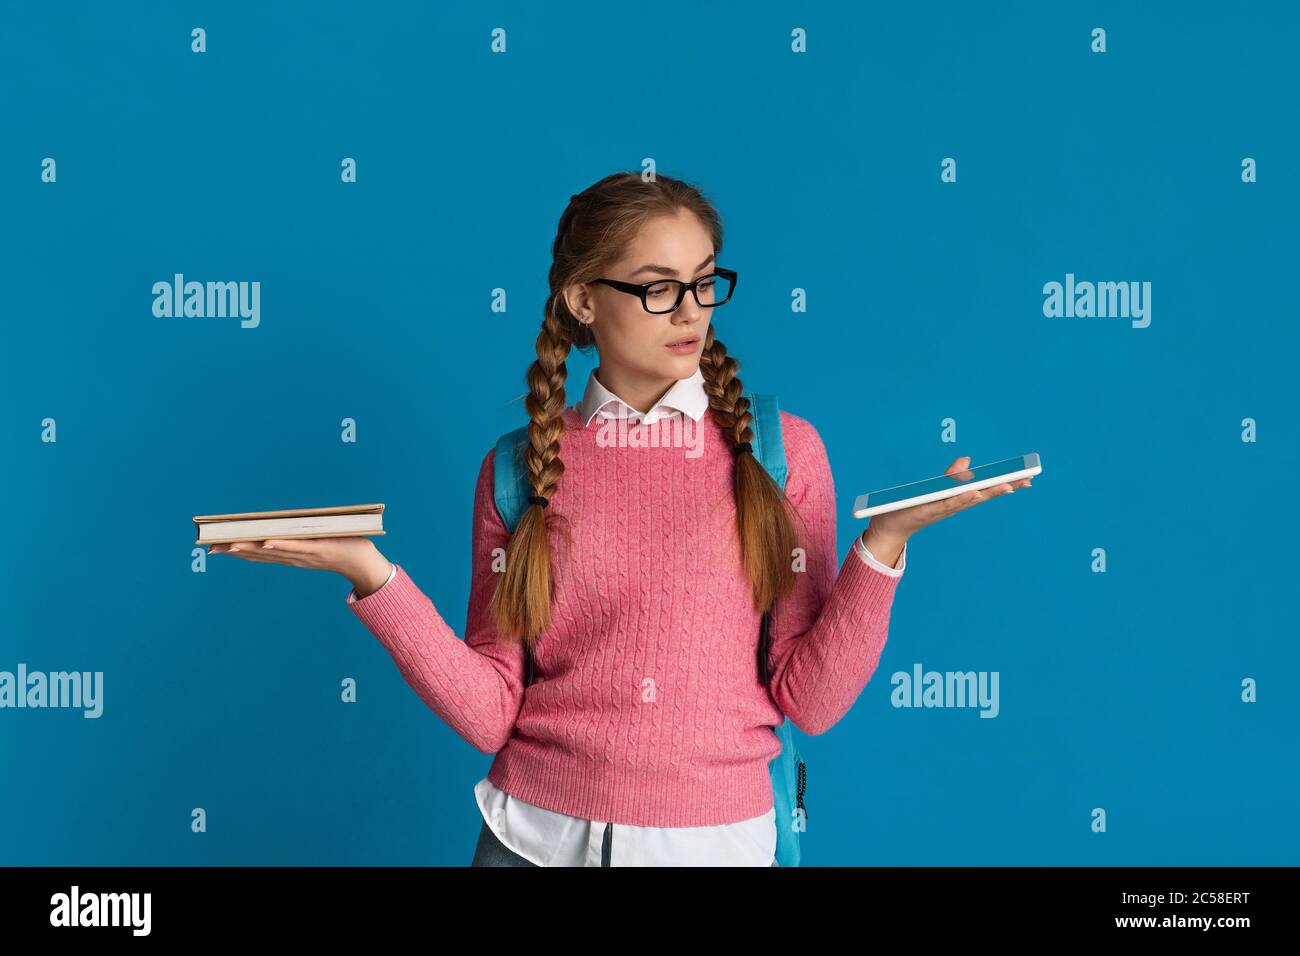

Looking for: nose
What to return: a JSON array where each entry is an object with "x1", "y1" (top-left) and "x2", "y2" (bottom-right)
[
  {"x1": 670, "y1": 305, "x2": 702, "y2": 332},
  {"x1": 671, "y1": 287, "x2": 704, "y2": 321}
]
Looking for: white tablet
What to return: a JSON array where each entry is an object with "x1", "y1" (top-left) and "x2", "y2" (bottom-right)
[{"x1": 852, "y1": 453, "x2": 1041, "y2": 519}]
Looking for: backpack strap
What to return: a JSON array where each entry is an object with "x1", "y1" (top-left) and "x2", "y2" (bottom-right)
[
  {"x1": 747, "y1": 395, "x2": 806, "y2": 864},
  {"x1": 492, "y1": 423, "x2": 534, "y2": 534},
  {"x1": 745, "y1": 393, "x2": 788, "y2": 492}
]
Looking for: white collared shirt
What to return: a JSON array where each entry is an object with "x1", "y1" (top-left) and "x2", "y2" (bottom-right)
[
  {"x1": 576, "y1": 364, "x2": 712, "y2": 427},
  {"x1": 349, "y1": 366, "x2": 906, "y2": 864}
]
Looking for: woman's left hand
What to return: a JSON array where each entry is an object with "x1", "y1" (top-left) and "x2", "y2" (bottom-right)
[{"x1": 861, "y1": 455, "x2": 1032, "y2": 558}]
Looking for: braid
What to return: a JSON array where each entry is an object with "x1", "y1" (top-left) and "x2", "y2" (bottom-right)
[
  {"x1": 698, "y1": 326, "x2": 752, "y2": 445},
  {"x1": 490, "y1": 296, "x2": 575, "y2": 647},
  {"x1": 699, "y1": 324, "x2": 802, "y2": 614},
  {"x1": 522, "y1": 308, "x2": 570, "y2": 504}
]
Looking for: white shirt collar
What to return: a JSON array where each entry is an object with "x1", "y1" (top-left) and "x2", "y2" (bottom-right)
[{"x1": 575, "y1": 365, "x2": 708, "y2": 428}]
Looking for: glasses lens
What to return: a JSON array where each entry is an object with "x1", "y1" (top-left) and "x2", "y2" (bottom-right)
[
  {"x1": 642, "y1": 274, "x2": 734, "y2": 313},
  {"x1": 643, "y1": 280, "x2": 683, "y2": 313},
  {"x1": 692, "y1": 272, "x2": 733, "y2": 308}
]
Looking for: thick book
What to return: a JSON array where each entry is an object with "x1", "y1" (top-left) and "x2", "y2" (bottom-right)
[{"x1": 193, "y1": 503, "x2": 385, "y2": 545}]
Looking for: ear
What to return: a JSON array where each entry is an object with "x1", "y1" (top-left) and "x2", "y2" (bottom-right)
[{"x1": 561, "y1": 282, "x2": 594, "y2": 324}]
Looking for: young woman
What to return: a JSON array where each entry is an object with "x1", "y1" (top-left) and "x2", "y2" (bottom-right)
[{"x1": 210, "y1": 172, "x2": 1031, "y2": 866}]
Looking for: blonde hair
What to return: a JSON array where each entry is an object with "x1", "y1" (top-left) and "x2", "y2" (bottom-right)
[{"x1": 491, "y1": 172, "x2": 802, "y2": 655}]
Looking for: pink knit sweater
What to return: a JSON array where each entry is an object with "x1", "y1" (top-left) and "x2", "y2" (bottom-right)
[{"x1": 347, "y1": 405, "x2": 902, "y2": 827}]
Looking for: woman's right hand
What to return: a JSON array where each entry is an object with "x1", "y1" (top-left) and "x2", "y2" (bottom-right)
[{"x1": 208, "y1": 536, "x2": 394, "y2": 598}]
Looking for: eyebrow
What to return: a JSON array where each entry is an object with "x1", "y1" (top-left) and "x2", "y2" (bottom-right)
[{"x1": 627, "y1": 253, "x2": 716, "y2": 279}]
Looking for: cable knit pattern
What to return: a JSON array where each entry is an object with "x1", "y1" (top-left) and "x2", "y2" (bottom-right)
[{"x1": 347, "y1": 405, "x2": 902, "y2": 827}]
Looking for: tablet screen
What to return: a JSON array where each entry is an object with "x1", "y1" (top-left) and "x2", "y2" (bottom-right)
[{"x1": 865, "y1": 454, "x2": 1038, "y2": 509}]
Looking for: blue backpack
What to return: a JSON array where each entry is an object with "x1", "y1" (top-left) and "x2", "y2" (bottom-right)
[{"x1": 491, "y1": 393, "x2": 807, "y2": 867}]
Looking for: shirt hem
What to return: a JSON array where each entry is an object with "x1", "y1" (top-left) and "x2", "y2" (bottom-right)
[{"x1": 485, "y1": 757, "x2": 776, "y2": 829}]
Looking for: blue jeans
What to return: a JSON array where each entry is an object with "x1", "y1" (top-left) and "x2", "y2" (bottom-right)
[
  {"x1": 469, "y1": 819, "x2": 778, "y2": 866},
  {"x1": 471, "y1": 818, "x2": 546, "y2": 867}
]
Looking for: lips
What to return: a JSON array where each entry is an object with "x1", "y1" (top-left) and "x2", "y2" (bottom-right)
[{"x1": 666, "y1": 336, "x2": 699, "y2": 346}]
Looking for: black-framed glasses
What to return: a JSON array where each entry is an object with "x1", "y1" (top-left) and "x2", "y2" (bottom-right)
[{"x1": 591, "y1": 267, "x2": 737, "y2": 314}]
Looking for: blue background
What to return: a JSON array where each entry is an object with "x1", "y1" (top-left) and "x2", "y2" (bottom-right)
[{"x1": 2, "y1": 1, "x2": 1296, "y2": 865}]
